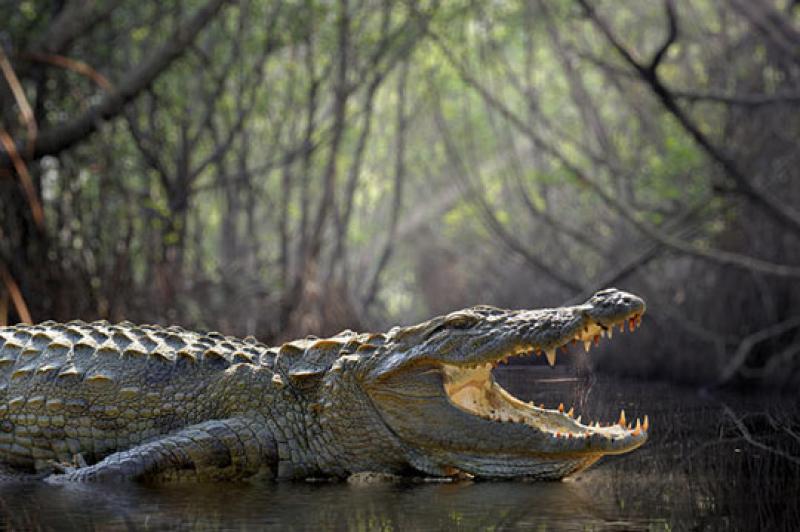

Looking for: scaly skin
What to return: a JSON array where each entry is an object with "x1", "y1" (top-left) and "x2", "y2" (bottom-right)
[{"x1": 0, "y1": 288, "x2": 647, "y2": 482}]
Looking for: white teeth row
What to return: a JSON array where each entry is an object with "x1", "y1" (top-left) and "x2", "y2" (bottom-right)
[
  {"x1": 547, "y1": 413, "x2": 650, "y2": 439},
  {"x1": 485, "y1": 402, "x2": 650, "y2": 436}
]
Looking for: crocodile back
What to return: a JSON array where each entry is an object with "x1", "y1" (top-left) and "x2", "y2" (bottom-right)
[{"x1": 0, "y1": 321, "x2": 272, "y2": 469}]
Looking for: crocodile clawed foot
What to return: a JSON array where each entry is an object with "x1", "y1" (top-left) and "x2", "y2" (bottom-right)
[
  {"x1": 48, "y1": 459, "x2": 75, "y2": 475},
  {"x1": 45, "y1": 454, "x2": 90, "y2": 483},
  {"x1": 73, "y1": 453, "x2": 88, "y2": 468}
]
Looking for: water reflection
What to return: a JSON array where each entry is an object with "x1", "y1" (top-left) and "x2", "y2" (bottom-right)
[
  {"x1": 0, "y1": 370, "x2": 796, "y2": 530},
  {"x1": 0, "y1": 476, "x2": 659, "y2": 530}
]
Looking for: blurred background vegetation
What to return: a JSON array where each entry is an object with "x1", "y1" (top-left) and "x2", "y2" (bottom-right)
[{"x1": 1, "y1": 0, "x2": 798, "y2": 389}]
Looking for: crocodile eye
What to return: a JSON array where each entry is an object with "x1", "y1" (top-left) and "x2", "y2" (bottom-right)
[
  {"x1": 424, "y1": 314, "x2": 478, "y2": 339},
  {"x1": 444, "y1": 315, "x2": 478, "y2": 330}
]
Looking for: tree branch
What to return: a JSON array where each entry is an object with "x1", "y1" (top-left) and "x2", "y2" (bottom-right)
[
  {"x1": 715, "y1": 315, "x2": 800, "y2": 387},
  {"x1": 578, "y1": 0, "x2": 800, "y2": 238},
  {"x1": 673, "y1": 90, "x2": 800, "y2": 107},
  {"x1": 429, "y1": 26, "x2": 800, "y2": 278},
  {"x1": 28, "y1": 0, "x2": 121, "y2": 56},
  {"x1": 431, "y1": 90, "x2": 584, "y2": 293},
  {"x1": 0, "y1": 263, "x2": 32, "y2": 324},
  {"x1": 649, "y1": 0, "x2": 677, "y2": 73},
  {"x1": 719, "y1": 401, "x2": 800, "y2": 465},
  {"x1": 0, "y1": 0, "x2": 231, "y2": 169},
  {"x1": 362, "y1": 61, "x2": 410, "y2": 311}
]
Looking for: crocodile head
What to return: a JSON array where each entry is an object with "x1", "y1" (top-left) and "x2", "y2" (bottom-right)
[{"x1": 357, "y1": 288, "x2": 648, "y2": 480}]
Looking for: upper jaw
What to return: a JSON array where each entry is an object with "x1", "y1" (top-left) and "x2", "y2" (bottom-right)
[
  {"x1": 367, "y1": 289, "x2": 645, "y2": 378},
  {"x1": 454, "y1": 302, "x2": 645, "y2": 370}
]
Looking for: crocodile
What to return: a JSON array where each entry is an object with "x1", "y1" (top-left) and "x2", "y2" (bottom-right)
[{"x1": 0, "y1": 288, "x2": 647, "y2": 482}]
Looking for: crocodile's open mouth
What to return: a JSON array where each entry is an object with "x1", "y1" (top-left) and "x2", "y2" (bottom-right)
[{"x1": 442, "y1": 312, "x2": 648, "y2": 446}]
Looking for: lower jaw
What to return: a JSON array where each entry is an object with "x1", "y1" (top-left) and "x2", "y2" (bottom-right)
[
  {"x1": 449, "y1": 454, "x2": 604, "y2": 481},
  {"x1": 443, "y1": 364, "x2": 593, "y2": 436}
]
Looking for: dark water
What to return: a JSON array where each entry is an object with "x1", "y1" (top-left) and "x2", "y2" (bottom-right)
[{"x1": 0, "y1": 369, "x2": 798, "y2": 531}]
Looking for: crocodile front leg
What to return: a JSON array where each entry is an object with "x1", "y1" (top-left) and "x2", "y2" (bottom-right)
[{"x1": 46, "y1": 418, "x2": 277, "y2": 483}]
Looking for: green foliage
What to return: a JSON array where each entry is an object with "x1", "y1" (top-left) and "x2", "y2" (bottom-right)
[{"x1": 2, "y1": 0, "x2": 798, "y2": 389}]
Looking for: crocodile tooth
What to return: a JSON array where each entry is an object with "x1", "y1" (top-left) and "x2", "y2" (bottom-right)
[
  {"x1": 619, "y1": 322, "x2": 625, "y2": 333},
  {"x1": 567, "y1": 407, "x2": 574, "y2": 417},
  {"x1": 643, "y1": 415, "x2": 650, "y2": 431},
  {"x1": 593, "y1": 335, "x2": 600, "y2": 347},
  {"x1": 618, "y1": 410, "x2": 626, "y2": 427},
  {"x1": 629, "y1": 317, "x2": 636, "y2": 332},
  {"x1": 545, "y1": 349, "x2": 556, "y2": 367},
  {"x1": 607, "y1": 327, "x2": 613, "y2": 339},
  {"x1": 576, "y1": 415, "x2": 582, "y2": 423},
  {"x1": 558, "y1": 403, "x2": 564, "y2": 413},
  {"x1": 583, "y1": 341, "x2": 591, "y2": 352}
]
